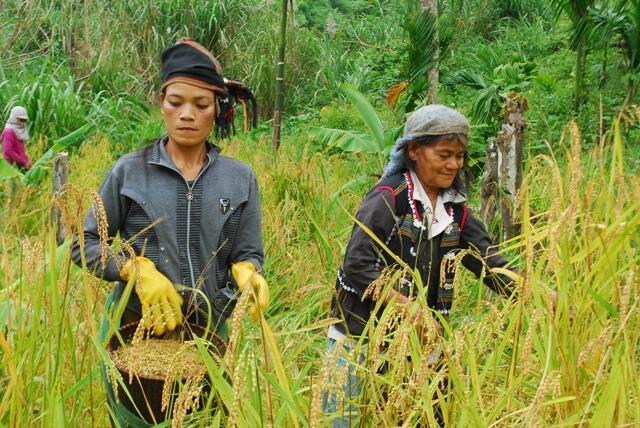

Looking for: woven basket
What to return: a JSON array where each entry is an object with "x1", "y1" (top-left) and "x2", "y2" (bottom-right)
[{"x1": 106, "y1": 322, "x2": 226, "y2": 424}]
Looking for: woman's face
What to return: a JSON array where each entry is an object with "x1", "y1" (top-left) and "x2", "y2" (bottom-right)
[
  {"x1": 408, "y1": 137, "x2": 466, "y2": 192},
  {"x1": 160, "y1": 82, "x2": 216, "y2": 148}
]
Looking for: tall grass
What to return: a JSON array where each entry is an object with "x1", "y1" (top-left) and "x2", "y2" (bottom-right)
[{"x1": 1, "y1": 115, "x2": 638, "y2": 426}]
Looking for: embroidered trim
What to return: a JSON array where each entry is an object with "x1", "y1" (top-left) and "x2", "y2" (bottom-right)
[
  {"x1": 375, "y1": 185, "x2": 396, "y2": 206},
  {"x1": 337, "y1": 269, "x2": 357, "y2": 294},
  {"x1": 374, "y1": 225, "x2": 398, "y2": 271},
  {"x1": 404, "y1": 172, "x2": 425, "y2": 230},
  {"x1": 460, "y1": 206, "x2": 468, "y2": 232}
]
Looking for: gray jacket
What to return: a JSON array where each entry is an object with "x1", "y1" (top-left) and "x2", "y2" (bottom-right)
[{"x1": 72, "y1": 137, "x2": 264, "y2": 324}]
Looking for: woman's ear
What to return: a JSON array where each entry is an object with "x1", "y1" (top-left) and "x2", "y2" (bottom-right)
[
  {"x1": 159, "y1": 92, "x2": 165, "y2": 114},
  {"x1": 407, "y1": 141, "x2": 418, "y2": 161}
]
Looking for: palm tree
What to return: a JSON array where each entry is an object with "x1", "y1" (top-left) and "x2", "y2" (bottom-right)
[
  {"x1": 420, "y1": 0, "x2": 439, "y2": 103},
  {"x1": 584, "y1": 0, "x2": 640, "y2": 104},
  {"x1": 385, "y1": 6, "x2": 438, "y2": 113},
  {"x1": 446, "y1": 49, "x2": 536, "y2": 126},
  {"x1": 551, "y1": 0, "x2": 596, "y2": 112}
]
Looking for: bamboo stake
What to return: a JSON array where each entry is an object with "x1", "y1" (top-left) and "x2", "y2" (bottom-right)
[{"x1": 271, "y1": 0, "x2": 289, "y2": 150}]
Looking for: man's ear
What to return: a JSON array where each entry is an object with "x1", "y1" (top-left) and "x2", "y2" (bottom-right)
[{"x1": 159, "y1": 92, "x2": 165, "y2": 114}]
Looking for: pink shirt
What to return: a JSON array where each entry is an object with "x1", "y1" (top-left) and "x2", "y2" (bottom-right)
[{"x1": 1, "y1": 127, "x2": 31, "y2": 168}]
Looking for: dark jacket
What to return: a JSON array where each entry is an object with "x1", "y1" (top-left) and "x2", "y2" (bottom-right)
[
  {"x1": 332, "y1": 171, "x2": 514, "y2": 337},
  {"x1": 72, "y1": 137, "x2": 264, "y2": 327}
]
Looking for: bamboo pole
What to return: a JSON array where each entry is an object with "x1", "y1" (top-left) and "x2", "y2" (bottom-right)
[{"x1": 271, "y1": 0, "x2": 289, "y2": 150}]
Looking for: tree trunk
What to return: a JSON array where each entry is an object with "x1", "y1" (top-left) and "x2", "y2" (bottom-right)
[
  {"x1": 480, "y1": 93, "x2": 528, "y2": 242},
  {"x1": 52, "y1": 152, "x2": 69, "y2": 246},
  {"x1": 271, "y1": 0, "x2": 289, "y2": 150},
  {"x1": 421, "y1": 0, "x2": 439, "y2": 103},
  {"x1": 574, "y1": 41, "x2": 587, "y2": 112}
]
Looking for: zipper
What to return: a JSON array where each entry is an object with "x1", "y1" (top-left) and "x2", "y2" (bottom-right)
[
  {"x1": 184, "y1": 167, "x2": 207, "y2": 288},
  {"x1": 148, "y1": 143, "x2": 212, "y2": 289}
]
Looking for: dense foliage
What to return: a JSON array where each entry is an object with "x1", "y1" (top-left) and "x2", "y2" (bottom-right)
[{"x1": 1, "y1": 0, "x2": 639, "y2": 427}]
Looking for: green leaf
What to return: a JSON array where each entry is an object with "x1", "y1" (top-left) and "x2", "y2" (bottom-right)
[
  {"x1": 24, "y1": 123, "x2": 92, "y2": 184},
  {"x1": 586, "y1": 288, "x2": 620, "y2": 317},
  {"x1": 308, "y1": 127, "x2": 379, "y2": 153},
  {"x1": 0, "y1": 159, "x2": 24, "y2": 180},
  {"x1": 341, "y1": 83, "x2": 385, "y2": 151}
]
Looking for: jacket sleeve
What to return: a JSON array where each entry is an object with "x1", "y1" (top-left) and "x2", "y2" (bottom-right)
[
  {"x1": 230, "y1": 173, "x2": 265, "y2": 271},
  {"x1": 2, "y1": 129, "x2": 30, "y2": 167},
  {"x1": 460, "y1": 208, "x2": 516, "y2": 296},
  {"x1": 71, "y1": 167, "x2": 130, "y2": 281},
  {"x1": 342, "y1": 188, "x2": 397, "y2": 297}
]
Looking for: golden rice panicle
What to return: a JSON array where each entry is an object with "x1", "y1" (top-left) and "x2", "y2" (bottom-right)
[
  {"x1": 363, "y1": 266, "x2": 391, "y2": 302},
  {"x1": 522, "y1": 309, "x2": 542, "y2": 375},
  {"x1": 227, "y1": 350, "x2": 248, "y2": 428},
  {"x1": 161, "y1": 341, "x2": 205, "y2": 415},
  {"x1": 131, "y1": 314, "x2": 150, "y2": 346},
  {"x1": 567, "y1": 122, "x2": 583, "y2": 214},
  {"x1": 577, "y1": 324, "x2": 614, "y2": 369},
  {"x1": 310, "y1": 342, "x2": 341, "y2": 428},
  {"x1": 388, "y1": 316, "x2": 410, "y2": 380},
  {"x1": 371, "y1": 303, "x2": 395, "y2": 363},
  {"x1": 53, "y1": 183, "x2": 91, "y2": 240},
  {"x1": 225, "y1": 290, "x2": 250, "y2": 367},
  {"x1": 106, "y1": 359, "x2": 123, "y2": 402},
  {"x1": 90, "y1": 190, "x2": 110, "y2": 270},
  {"x1": 171, "y1": 377, "x2": 203, "y2": 428},
  {"x1": 21, "y1": 237, "x2": 44, "y2": 285},
  {"x1": 619, "y1": 266, "x2": 636, "y2": 317},
  {"x1": 545, "y1": 159, "x2": 565, "y2": 274}
]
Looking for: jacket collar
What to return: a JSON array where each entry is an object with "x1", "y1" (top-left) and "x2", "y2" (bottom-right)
[
  {"x1": 406, "y1": 170, "x2": 467, "y2": 237},
  {"x1": 149, "y1": 136, "x2": 221, "y2": 171}
]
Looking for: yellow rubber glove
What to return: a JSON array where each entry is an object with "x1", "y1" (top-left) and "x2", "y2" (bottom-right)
[
  {"x1": 120, "y1": 257, "x2": 183, "y2": 336},
  {"x1": 231, "y1": 261, "x2": 269, "y2": 321}
]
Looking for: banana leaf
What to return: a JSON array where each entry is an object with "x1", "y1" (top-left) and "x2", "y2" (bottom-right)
[
  {"x1": 0, "y1": 159, "x2": 25, "y2": 180},
  {"x1": 308, "y1": 127, "x2": 380, "y2": 153},
  {"x1": 24, "y1": 123, "x2": 92, "y2": 184}
]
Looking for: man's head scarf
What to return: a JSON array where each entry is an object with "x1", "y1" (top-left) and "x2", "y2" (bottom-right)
[
  {"x1": 382, "y1": 105, "x2": 469, "y2": 178},
  {"x1": 5, "y1": 106, "x2": 29, "y2": 142}
]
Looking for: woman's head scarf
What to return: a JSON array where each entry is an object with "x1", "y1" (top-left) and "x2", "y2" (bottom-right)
[
  {"x1": 160, "y1": 38, "x2": 227, "y2": 96},
  {"x1": 382, "y1": 105, "x2": 469, "y2": 178},
  {"x1": 5, "y1": 106, "x2": 29, "y2": 142}
]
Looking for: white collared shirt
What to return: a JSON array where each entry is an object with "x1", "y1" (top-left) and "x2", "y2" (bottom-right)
[{"x1": 409, "y1": 170, "x2": 466, "y2": 239}]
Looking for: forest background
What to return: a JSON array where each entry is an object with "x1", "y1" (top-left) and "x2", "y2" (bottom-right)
[{"x1": 1, "y1": 0, "x2": 639, "y2": 426}]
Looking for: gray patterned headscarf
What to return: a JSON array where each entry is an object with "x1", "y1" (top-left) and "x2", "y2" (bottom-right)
[
  {"x1": 382, "y1": 105, "x2": 469, "y2": 178},
  {"x1": 5, "y1": 106, "x2": 30, "y2": 142}
]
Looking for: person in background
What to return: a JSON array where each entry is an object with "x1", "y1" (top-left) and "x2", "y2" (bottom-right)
[
  {"x1": 2, "y1": 106, "x2": 32, "y2": 171},
  {"x1": 72, "y1": 38, "x2": 269, "y2": 426},
  {"x1": 322, "y1": 105, "x2": 543, "y2": 427}
]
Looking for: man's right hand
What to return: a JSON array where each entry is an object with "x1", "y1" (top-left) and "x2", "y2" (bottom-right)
[{"x1": 120, "y1": 257, "x2": 183, "y2": 336}]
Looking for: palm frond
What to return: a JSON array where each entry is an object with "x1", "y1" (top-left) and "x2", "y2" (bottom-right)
[
  {"x1": 405, "y1": 10, "x2": 438, "y2": 83},
  {"x1": 447, "y1": 69, "x2": 488, "y2": 90}
]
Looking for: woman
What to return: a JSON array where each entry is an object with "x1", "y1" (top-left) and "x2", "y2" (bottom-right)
[
  {"x1": 322, "y1": 105, "x2": 519, "y2": 426},
  {"x1": 72, "y1": 38, "x2": 268, "y2": 426},
  {"x1": 2, "y1": 106, "x2": 32, "y2": 171}
]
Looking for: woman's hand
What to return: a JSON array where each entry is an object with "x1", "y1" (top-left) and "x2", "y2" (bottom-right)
[
  {"x1": 231, "y1": 261, "x2": 270, "y2": 321},
  {"x1": 120, "y1": 257, "x2": 183, "y2": 336}
]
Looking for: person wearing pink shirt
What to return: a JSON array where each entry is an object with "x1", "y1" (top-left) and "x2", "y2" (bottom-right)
[{"x1": 2, "y1": 106, "x2": 32, "y2": 171}]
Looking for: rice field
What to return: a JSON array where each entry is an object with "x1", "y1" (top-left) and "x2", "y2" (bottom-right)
[{"x1": 1, "y1": 112, "x2": 639, "y2": 427}]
